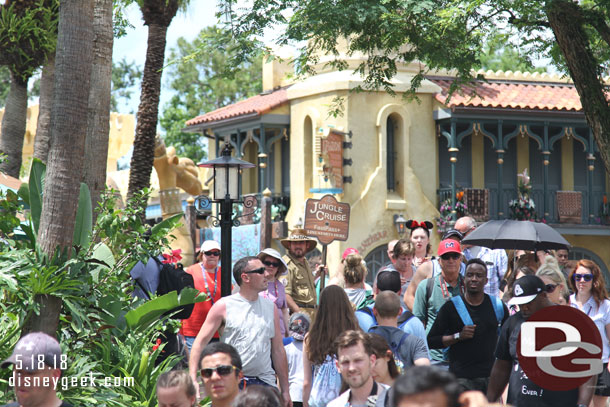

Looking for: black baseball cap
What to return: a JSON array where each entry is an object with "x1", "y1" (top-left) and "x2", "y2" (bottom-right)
[
  {"x1": 376, "y1": 270, "x2": 402, "y2": 293},
  {"x1": 508, "y1": 275, "x2": 546, "y2": 306}
]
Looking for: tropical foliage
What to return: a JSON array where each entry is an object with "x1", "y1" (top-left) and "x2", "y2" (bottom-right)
[{"x1": 0, "y1": 160, "x2": 205, "y2": 406}]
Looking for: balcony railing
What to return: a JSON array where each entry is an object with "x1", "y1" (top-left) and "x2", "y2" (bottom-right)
[{"x1": 437, "y1": 187, "x2": 607, "y2": 225}]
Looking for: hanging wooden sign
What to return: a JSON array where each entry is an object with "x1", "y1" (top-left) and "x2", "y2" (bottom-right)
[{"x1": 304, "y1": 194, "x2": 350, "y2": 245}]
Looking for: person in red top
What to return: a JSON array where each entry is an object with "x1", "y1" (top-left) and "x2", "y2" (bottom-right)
[{"x1": 181, "y1": 240, "x2": 223, "y2": 350}]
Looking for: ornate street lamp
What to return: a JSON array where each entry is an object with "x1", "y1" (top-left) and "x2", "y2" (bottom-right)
[
  {"x1": 393, "y1": 214, "x2": 407, "y2": 237},
  {"x1": 196, "y1": 142, "x2": 256, "y2": 297}
]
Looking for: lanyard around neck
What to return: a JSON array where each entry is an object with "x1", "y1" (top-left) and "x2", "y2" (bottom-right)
[{"x1": 201, "y1": 263, "x2": 218, "y2": 304}]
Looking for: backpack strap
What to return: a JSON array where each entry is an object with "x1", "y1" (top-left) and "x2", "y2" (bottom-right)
[
  {"x1": 489, "y1": 295, "x2": 504, "y2": 335},
  {"x1": 396, "y1": 331, "x2": 410, "y2": 349},
  {"x1": 397, "y1": 310, "x2": 414, "y2": 327},
  {"x1": 422, "y1": 277, "x2": 435, "y2": 327},
  {"x1": 357, "y1": 306, "x2": 378, "y2": 327},
  {"x1": 450, "y1": 296, "x2": 474, "y2": 326}
]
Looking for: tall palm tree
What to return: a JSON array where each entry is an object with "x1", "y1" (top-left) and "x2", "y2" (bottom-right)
[
  {"x1": 31, "y1": 0, "x2": 95, "y2": 336},
  {"x1": 0, "y1": 0, "x2": 58, "y2": 177},
  {"x1": 33, "y1": 54, "x2": 54, "y2": 164},
  {"x1": 83, "y1": 0, "x2": 113, "y2": 222},
  {"x1": 127, "y1": 0, "x2": 185, "y2": 204}
]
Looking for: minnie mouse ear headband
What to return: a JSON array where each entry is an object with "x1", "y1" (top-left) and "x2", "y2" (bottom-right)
[{"x1": 406, "y1": 220, "x2": 433, "y2": 231}]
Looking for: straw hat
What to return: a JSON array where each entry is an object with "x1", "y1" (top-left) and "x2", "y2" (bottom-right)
[{"x1": 280, "y1": 228, "x2": 317, "y2": 253}]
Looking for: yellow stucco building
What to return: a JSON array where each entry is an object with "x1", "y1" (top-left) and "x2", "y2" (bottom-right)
[
  {"x1": 0, "y1": 104, "x2": 136, "y2": 177},
  {"x1": 185, "y1": 48, "x2": 610, "y2": 281}
]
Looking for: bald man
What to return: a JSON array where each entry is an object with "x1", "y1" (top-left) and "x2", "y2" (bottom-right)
[{"x1": 454, "y1": 217, "x2": 507, "y2": 297}]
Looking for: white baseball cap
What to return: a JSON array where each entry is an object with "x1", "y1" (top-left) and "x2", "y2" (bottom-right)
[{"x1": 200, "y1": 240, "x2": 220, "y2": 252}]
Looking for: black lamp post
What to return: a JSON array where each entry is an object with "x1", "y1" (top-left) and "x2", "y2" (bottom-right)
[{"x1": 196, "y1": 142, "x2": 256, "y2": 297}]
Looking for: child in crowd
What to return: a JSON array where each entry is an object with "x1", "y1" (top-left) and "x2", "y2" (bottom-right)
[{"x1": 284, "y1": 313, "x2": 310, "y2": 407}]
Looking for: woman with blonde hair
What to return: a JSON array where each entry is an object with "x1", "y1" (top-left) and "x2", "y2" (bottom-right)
[
  {"x1": 343, "y1": 253, "x2": 373, "y2": 309},
  {"x1": 303, "y1": 285, "x2": 360, "y2": 407},
  {"x1": 156, "y1": 370, "x2": 197, "y2": 407},
  {"x1": 536, "y1": 255, "x2": 568, "y2": 305},
  {"x1": 569, "y1": 259, "x2": 610, "y2": 407}
]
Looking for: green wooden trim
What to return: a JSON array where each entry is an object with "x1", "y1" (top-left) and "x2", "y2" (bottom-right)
[
  {"x1": 503, "y1": 125, "x2": 522, "y2": 150},
  {"x1": 549, "y1": 127, "x2": 569, "y2": 151},
  {"x1": 477, "y1": 122, "x2": 497, "y2": 149},
  {"x1": 570, "y1": 127, "x2": 589, "y2": 152},
  {"x1": 456, "y1": 122, "x2": 475, "y2": 148},
  {"x1": 524, "y1": 125, "x2": 544, "y2": 151}
]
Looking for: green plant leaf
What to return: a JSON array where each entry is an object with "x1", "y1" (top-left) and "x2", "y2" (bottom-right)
[
  {"x1": 124, "y1": 288, "x2": 206, "y2": 330},
  {"x1": 28, "y1": 158, "x2": 45, "y2": 234},
  {"x1": 73, "y1": 183, "x2": 92, "y2": 248},
  {"x1": 17, "y1": 183, "x2": 30, "y2": 207},
  {"x1": 150, "y1": 213, "x2": 183, "y2": 237}
]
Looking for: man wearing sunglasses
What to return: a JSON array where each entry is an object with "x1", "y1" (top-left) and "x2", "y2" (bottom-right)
[
  {"x1": 188, "y1": 256, "x2": 291, "y2": 407},
  {"x1": 404, "y1": 229, "x2": 465, "y2": 312},
  {"x1": 181, "y1": 240, "x2": 224, "y2": 350},
  {"x1": 413, "y1": 239, "x2": 465, "y2": 368},
  {"x1": 199, "y1": 342, "x2": 243, "y2": 407}
]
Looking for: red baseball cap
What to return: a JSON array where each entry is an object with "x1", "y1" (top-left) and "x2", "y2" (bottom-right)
[
  {"x1": 342, "y1": 247, "x2": 359, "y2": 259},
  {"x1": 437, "y1": 239, "x2": 461, "y2": 256}
]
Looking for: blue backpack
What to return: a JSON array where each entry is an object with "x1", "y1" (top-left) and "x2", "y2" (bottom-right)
[{"x1": 450, "y1": 295, "x2": 504, "y2": 336}]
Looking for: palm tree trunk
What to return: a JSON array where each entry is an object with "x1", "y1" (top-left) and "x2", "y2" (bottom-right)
[
  {"x1": 127, "y1": 21, "x2": 169, "y2": 202},
  {"x1": 33, "y1": 53, "x2": 55, "y2": 164},
  {"x1": 84, "y1": 0, "x2": 113, "y2": 223},
  {"x1": 0, "y1": 72, "x2": 28, "y2": 178},
  {"x1": 31, "y1": 0, "x2": 94, "y2": 336}
]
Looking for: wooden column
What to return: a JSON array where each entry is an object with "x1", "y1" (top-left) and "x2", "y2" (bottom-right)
[{"x1": 260, "y1": 188, "x2": 273, "y2": 249}]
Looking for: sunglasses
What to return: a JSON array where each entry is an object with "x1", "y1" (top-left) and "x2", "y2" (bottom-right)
[
  {"x1": 244, "y1": 267, "x2": 266, "y2": 275},
  {"x1": 204, "y1": 250, "x2": 220, "y2": 256},
  {"x1": 440, "y1": 253, "x2": 461, "y2": 261},
  {"x1": 573, "y1": 274, "x2": 593, "y2": 282},
  {"x1": 545, "y1": 283, "x2": 557, "y2": 293},
  {"x1": 200, "y1": 365, "x2": 239, "y2": 378},
  {"x1": 263, "y1": 260, "x2": 281, "y2": 268}
]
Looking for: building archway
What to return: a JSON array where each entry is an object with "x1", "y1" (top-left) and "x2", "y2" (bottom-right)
[{"x1": 364, "y1": 244, "x2": 391, "y2": 284}]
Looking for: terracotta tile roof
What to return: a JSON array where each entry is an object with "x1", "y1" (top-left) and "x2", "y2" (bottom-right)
[
  {"x1": 185, "y1": 87, "x2": 290, "y2": 127},
  {"x1": 0, "y1": 172, "x2": 22, "y2": 191},
  {"x1": 429, "y1": 77, "x2": 583, "y2": 112}
]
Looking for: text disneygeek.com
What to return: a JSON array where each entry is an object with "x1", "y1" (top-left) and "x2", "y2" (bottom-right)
[{"x1": 11, "y1": 373, "x2": 135, "y2": 390}]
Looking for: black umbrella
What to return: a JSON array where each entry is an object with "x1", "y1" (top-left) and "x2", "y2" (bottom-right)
[{"x1": 460, "y1": 219, "x2": 571, "y2": 251}]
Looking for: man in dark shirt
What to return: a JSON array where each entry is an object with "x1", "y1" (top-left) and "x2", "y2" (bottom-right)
[
  {"x1": 428, "y1": 258, "x2": 508, "y2": 393},
  {"x1": 487, "y1": 275, "x2": 595, "y2": 407},
  {"x1": 0, "y1": 332, "x2": 72, "y2": 407}
]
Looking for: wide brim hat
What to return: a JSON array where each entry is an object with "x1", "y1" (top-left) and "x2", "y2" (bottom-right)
[
  {"x1": 281, "y1": 228, "x2": 317, "y2": 253},
  {"x1": 258, "y1": 248, "x2": 289, "y2": 275}
]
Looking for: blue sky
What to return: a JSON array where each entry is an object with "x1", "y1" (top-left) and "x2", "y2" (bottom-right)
[{"x1": 112, "y1": 2, "x2": 218, "y2": 114}]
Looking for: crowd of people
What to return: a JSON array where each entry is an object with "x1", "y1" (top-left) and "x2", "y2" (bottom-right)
[{"x1": 3, "y1": 216, "x2": 610, "y2": 407}]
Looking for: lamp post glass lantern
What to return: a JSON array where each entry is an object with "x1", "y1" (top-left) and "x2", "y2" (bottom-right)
[
  {"x1": 394, "y1": 214, "x2": 407, "y2": 237},
  {"x1": 197, "y1": 143, "x2": 256, "y2": 297}
]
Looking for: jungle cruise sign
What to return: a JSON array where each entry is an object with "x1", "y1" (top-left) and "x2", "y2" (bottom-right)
[{"x1": 304, "y1": 194, "x2": 350, "y2": 245}]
